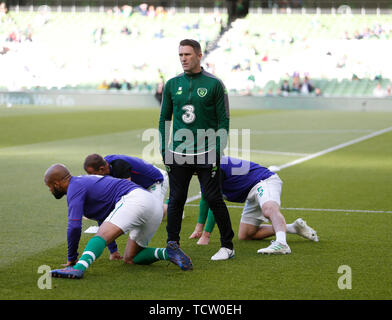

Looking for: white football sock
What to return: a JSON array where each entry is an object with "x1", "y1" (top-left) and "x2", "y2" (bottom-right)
[
  {"x1": 286, "y1": 223, "x2": 297, "y2": 234},
  {"x1": 275, "y1": 231, "x2": 287, "y2": 245}
]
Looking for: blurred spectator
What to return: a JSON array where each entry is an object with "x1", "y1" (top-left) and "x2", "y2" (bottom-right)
[
  {"x1": 121, "y1": 26, "x2": 131, "y2": 36},
  {"x1": 352, "y1": 74, "x2": 360, "y2": 81},
  {"x1": 290, "y1": 0, "x2": 303, "y2": 8},
  {"x1": 373, "y1": 82, "x2": 386, "y2": 97},
  {"x1": 205, "y1": 62, "x2": 216, "y2": 75},
  {"x1": 354, "y1": 30, "x2": 363, "y2": 40},
  {"x1": 112, "y1": 6, "x2": 121, "y2": 16},
  {"x1": 93, "y1": 27, "x2": 105, "y2": 45},
  {"x1": 132, "y1": 81, "x2": 153, "y2": 92},
  {"x1": 386, "y1": 85, "x2": 391, "y2": 97},
  {"x1": 137, "y1": 3, "x2": 148, "y2": 16},
  {"x1": 121, "y1": 5, "x2": 133, "y2": 17},
  {"x1": 232, "y1": 63, "x2": 241, "y2": 71},
  {"x1": 0, "y1": 2, "x2": 8, "y2": 17},
  {"x1": 215, "y1": 0, "x2": 224, "y2": 8},
  {"x1": 280, "y1": 80, "x2": 291, "y2": 96},
  {"x1": 109, "y1": 79, "x2": 121, "y2": 90},
  {"x1": 143, "y1": 81, "x2": 153, "y2": 92},
  {"x1": 24, "y1": 25, "x2": 33, "y2": 42},
  {"x1": 235, "y1": 0, "x2": 247, "y2": 18},
  {"x1": 6, "y1": 31, "x2": 19, "y2": 42},
  {"x1": 97, "y1": 80, "x2": 109, "y2": 90},
  {"x1": 343, "y1": 31, "x2": 351, "y2": 40},
  {"x1": 192, "y1": 20, "x2": 200, "y2": 30},
  {"x1": 155, "y1": 6, "x2": 166, "y2": 18},
  {"x1": 120, "y1": 79, "x2": 132, "y2": 90},
  {"x1": 291, "y1": 75, "x2": 301, "y2": 93},
  {"x1": 240, "y1": 74, "x2": 255, "y2": 96},
  {"x1": 154, "y1": 29, "x2": 164, "y2": 39},
  {"x1": 314, "y1": 87, "x2": 322, "y2": 96},
  {"x1": 344, "y1": 23, "x2": 390, "y2": 41},
  {"x1": 155, "y1": 81, "x2": 164, "y2": 104},
  {"x1": 266, "y1": 89, "x2": 274, "y2": 96},
  {"x1": 336, "y1": 55, "x2": 347, "y2": 69},
  {"x1": 0, "y1": 46, "x2": 9, "y2": 55},
  {"x1": 158, "y1": 69, "x2": 165, "y2": 83},
  {"x1": 300, "y1": 76, "x2": 315, "y2": 95},
  {"x1": 147, "y1": 5, "x2": 156, "y2": 18}
]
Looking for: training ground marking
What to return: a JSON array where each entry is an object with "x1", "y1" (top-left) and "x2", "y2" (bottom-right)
[
  {"x1": 228, "y1": 147, "x2": 309, "y2": 157},
  {"x1": 184, "y1": 126, "x2": 392, "y2": 204},
  {"x1": 249, "y1": 129, "x2": 373, "y2": 135},
  {"x1": 276, "y1": 126, "x2": 392, "y2": 171},
  {"x1": 185, "y1": 203, "x2": 392, "y2": 214},
  {"x1": 186, "y1": 193, "x2": 202, "y2": 204}
]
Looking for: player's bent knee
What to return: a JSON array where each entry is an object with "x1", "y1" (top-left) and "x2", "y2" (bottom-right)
[
  {"x1": 261, "y1": 201, "x2": 280, "y2": 218},
  {"x1": 238, "y1": 224, "x2": 256, "y2": 240},
  {"x1": 238, "y1": 233, "x2": 252, "y2": 240},
  {"x1": 97, "y1": 222, "x2": 124, "y2": 244}
]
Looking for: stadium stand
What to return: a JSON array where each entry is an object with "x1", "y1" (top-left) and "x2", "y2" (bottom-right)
[
  {"x1": 0, "y1": 5, "x2": 226, "y2": 91},
  {"x1": 203, "y1": 12, "x2": 392, "y2": 96},
  {"x1": 0, "y1": 2, "x2": 391, "y2": 97}
]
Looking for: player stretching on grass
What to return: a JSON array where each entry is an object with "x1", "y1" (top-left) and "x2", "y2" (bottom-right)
[
  {"x1": 44, "y1": 164, "x2": 192, "y2": 279},
  {"x1": 84, "y1": 153, "x2": 169, "y2": 216},
  {"x1": 189, "y1": 157, "x2": 319, "y2": 254},
  {"x1": 83, "y1": 154, "x2": 170, "y2": 261}
]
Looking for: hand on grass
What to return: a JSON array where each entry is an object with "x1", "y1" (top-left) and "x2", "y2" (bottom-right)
[{"x1": 110, "y1": 251, "x2": 123, "y2": 261}]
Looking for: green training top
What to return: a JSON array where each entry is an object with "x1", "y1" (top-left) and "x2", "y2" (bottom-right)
[{"x1": 159, "y1": 67, "x2": 230, "y2": 161}]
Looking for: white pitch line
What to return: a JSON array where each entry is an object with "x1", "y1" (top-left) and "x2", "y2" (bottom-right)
[
  {"x1": 227, "y1": 147, "x2": 309, "y2": 157},
  {"x1": 248, "y1": 129, "x2": 374, "y2": 135},
  {"x1": 185, "y1": 126, "x2": 392, "y2": 204},
  {"x1": 282, "y1": 207, "x2": 392, "y2": 214},
  {"x1": 185, "y1": 193, "x2": 202, "y2": 203},
  {"x1": 185, "y1": 203, "x2": 392, "y2": 214},
  {"x1": 277, "y1": 126, "x2": 392, "y2": 170}
]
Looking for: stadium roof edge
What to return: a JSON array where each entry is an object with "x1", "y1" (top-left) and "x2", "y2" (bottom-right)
[{"x1": 7, "y1": 5, "x2": 392, "y2": 15}]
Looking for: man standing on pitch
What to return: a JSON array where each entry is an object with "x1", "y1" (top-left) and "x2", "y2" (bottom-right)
[{"x1": 159, "y1": 39, "x2": 235, "y2": 261}]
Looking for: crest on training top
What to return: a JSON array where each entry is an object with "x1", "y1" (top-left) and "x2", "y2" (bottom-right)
[{"x1": 197, "y1": 88, "x2": 208, "y2": 97}]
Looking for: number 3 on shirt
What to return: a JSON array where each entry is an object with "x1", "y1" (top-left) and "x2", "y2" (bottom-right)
[{"x1": 182, "y1": 105, "x2": 196, "y2": 124}]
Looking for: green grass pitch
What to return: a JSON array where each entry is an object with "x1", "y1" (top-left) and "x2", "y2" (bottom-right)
[{"x1": 0, "y1": 105, "x2": 391, "y2": 300}]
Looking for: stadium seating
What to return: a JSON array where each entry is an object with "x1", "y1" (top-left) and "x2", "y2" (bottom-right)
[
  {"x1": 203, "y1": 12, "x2": 392, "y2": 96},
  {"x1": 0, "y1": 7, "x2": 391, "y2": 97},
  {"x1": 0, "y1": 8, "x2": 226, "y2": 91}
]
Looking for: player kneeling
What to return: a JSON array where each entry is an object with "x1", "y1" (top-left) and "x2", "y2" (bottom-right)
[
  {"x1": 44, "y1": 164, "x2": 192, "y2": 279},
  {"x1": 189, "y1": 157, "x2": 318, "y2": 255}
]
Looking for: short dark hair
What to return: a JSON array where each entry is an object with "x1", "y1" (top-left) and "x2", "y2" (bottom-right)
[
  {"x1": 84, "y1": 154, "x2": 106, "y2": 171},
  {"x1": 179, "y1": 39, "x2": 201, "y2": 54}
]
